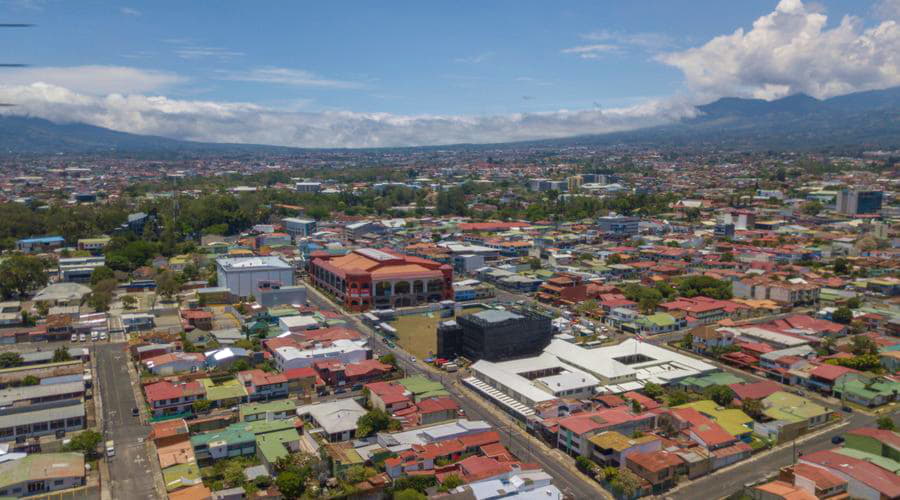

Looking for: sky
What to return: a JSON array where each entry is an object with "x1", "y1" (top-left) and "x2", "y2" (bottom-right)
[{"x1": 1, "y1": 0, "x2": 899, "y2": 148}]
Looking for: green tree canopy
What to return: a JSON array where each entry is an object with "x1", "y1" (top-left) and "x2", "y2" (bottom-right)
[{"x1": 0, "y1": 255, "x2": 49, "y2": 298}]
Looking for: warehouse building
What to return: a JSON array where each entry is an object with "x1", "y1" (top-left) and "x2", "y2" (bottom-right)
[{"x1": 216, "y1": 256, "x2": 294, "y2": 298}]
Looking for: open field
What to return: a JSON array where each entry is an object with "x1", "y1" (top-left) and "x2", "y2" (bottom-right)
[{"x1": 390, "y1": 305, "x2": 486, "y2": 359}]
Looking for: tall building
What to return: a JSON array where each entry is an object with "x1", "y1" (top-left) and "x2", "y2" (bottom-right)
[
  {"x1": 295, "y1": 182, "x2": 322, "y2": 193},
  {"x1": 282, "y1": 217, "x2": 317, "y2": 240},
  {"x1": 596, "y1": 214, "x2": 640, "y2": 239},
  {"x1": 437, "y1": 308, "x2": 552, "y2": 362},
  {"x1": 309, "y1": 248, "x2": 453, "y2": 311},
  {"x1": 216, "y1": 256, "x2": 295, "y2": 298},
  {"x1": 836, "y1": 189, "x2": 883, "y2": 215}
]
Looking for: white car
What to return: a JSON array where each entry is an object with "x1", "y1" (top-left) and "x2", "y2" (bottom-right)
[
  {"x1": 70, "y1": 334, "x2": 78, "y2": 342},
  {"x1": 99, "y1": 332, "x2": 108, "y2": 341},
  {"x1": 90, "y1": 331, "x2": 98, "y2": 341},
  {"x1": 410, "y1": 357, "x2": 417, "y2": 363},
  {"x1": 78, "y1": 333, "x2": 86, "y2": 342}
]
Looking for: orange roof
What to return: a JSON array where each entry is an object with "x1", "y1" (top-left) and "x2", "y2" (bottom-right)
[{"x1": 167, "y1": 484, "x2": 212, "y2": 500}]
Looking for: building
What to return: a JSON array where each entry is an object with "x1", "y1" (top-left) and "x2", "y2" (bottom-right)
[
  {"x1": 272, "y1": 339, "x2": 369, "y2": 372},
  {"x1": 596, "y1": 214, "x2": 639, "y2": 239},
  {"x1": 296, "y1": 399, "x2": 367, "y2": 442},
  {"x1": 76, "y1": 237, "x2": 111, "y2": 254},
  {"x1": 252, "y1": 282, "x2": 307, "y2": 308},
  {"x1": 58, "y1": 256, "x2": 105, "y2": 283},
  {"x1": 295, "y1": 181, "x2": 322, "y2": 193},
  {"x1": 216, "y1": 256, "x2": 294, "y2": 298},
  {"x1": 0, "y1": 453, "x2": 85, "y2": 497},
  {"x1": 282, "y1": 217, "x2": 317, "y2": 240},
  {"x1": 436, "y1": 308, "x2": 552, "y2": 362},
  {"x1": 16, "y1": 236, "x2": 64, "y2": 253},
  {"x1": 0, "y1": 399, "x2": 85, "y2": 442},
  {"x1": 836, "y1": 189, "x2": 883, "y2": 215},
  {"x1": 309, "y1": 248, "x2": 453, "y2": 311}
]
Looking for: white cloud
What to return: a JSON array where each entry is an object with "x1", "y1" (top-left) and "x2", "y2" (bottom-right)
[
  {"x1": 173, "y1": 47, "x2": 245, "y2": 60},
  {"x1": 0, "y1": 82, "x2": 697, "y2": 148},
  {"x1": 582, "y1": 30, "x2": 676, "y2": 51},
  {"x1": 0, "y1": 65, "x2": 185, "y2": 95},
  {"x1": 219, "y1": 67, "x2": 363, "y2": 89},
  {"x1": 658, "y1": 0, "x2": 900, "y2": 100},
  {"x1": 454, "y1": 52, "x2": 495, "y2": 64},
  {"x1": 119, "y1": 7, "x2": 140, "y2": 16},
  {"x1": 874, "y1": 0, "x2": 900, "y2": 20},
  {"x1": 561, "y1": 44, "x2": 620, "y2": 59}
]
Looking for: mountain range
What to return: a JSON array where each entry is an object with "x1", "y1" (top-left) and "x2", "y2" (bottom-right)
[{"x1": 1, "y1": 86, "x2": 900, "y2": 155}]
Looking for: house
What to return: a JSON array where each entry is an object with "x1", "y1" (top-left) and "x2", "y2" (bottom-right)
[
  {"x1": 589, "y1": 430, "x2": 661, "y2": 468},
  {"x1": 415, "y1": 397, "x2": 460, "y2": 426},
  {"x1": 142, "y1": 352, "x2": 206, "y2": 376},
  {"x1": 283, "y1": 367, "x2": 323, "y2": 396},
  {"x1": 145, "y1": 380, "x2": 206, "y2": 418},
  {"x1": 626, "y1": 450, "x2": 685, "y2": 493},
  {"x1": 754, "y1": 391, "x2": 832, "y2": 443},
  {"x1": 122, "y1": 313, "x2": 155, "y2": 333},
  {"x1": 365, "y1": 381, "x2": 413, "y2": 413},
  {"x1": 296, "y1": 399, "x2": 367, "y2": 442},
  {"x1": 556, "y1": 408, "x2": 656, "y2": 458},
  {"x1": 199, "y1": 378, "x2": 248, "y2": 408},
  {"x1": 190, "y1": 426, "x2": 257, "y2": 466},
  {"x1": 16, "y1": 235, "x2": 64, "y2": 253},
  {"x1": 236, "y1": 369, "x2": 289, "y2": 402},
  {"x1": 239, "y1": 400, "x2": 296, "y2": 422},
  {"x1": 0, "y1": 453, "x2": 85, "y2": 497},
  {"x1": 800, "y1": 449, "x2": 900, "y2": 500},
  {"x1": 774, "y1": 463, "x2": 849, "y2": 499}
]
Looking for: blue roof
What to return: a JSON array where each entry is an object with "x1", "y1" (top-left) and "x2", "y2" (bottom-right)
[{"x1": 18, "y1": 236, "x2": 64, "y2": 244}]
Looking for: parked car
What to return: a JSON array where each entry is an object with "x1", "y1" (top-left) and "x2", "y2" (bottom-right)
[
  {"x1": 91, "y1": 331, "x2": 98, "y2": 341},
  {"x1": 70, "y1": 334, "x2": 78, "y2": 342},
  {"x1": 831, "y1": 435, "x2": 844, "y2": 444},
  {"x1": 132, "y1": 407, "x2": 139, "y2": 417},
  {"x1": 99, "y1": 332, "x2": 108, "y2": 341},
  {"x1": 842, "y1": 406, "x2": 853, "y2": 413},
  {"x1": 79, "y1": 333, "x2": 86, "y2": 342}
]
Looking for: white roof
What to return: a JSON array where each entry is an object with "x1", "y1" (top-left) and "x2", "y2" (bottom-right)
[
  {"x1": 217, "y1": 256, "x2": 291, "y2": 270},
  {"x1": 280, "y1": 316, "x2": 320, "y2": 329},
  {"x1": 297, "y1": 399, "x2": 366, "y2": 435},
  {"x1": 726, "y1": 326, "x2": 810, "y2": 347},
  {"x1": 536, "y1": 372, "x2": 599, "y2": 392}
]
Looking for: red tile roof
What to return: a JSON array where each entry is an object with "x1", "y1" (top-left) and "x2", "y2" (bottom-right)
[
  {"x1": 801, "y1": 450, "x2": 900, "y2": 498},
  {"x1": 789, "y1": 463, "x2": 846, "y2": 490},
  {"x1": 729, "y1": 381, "x2": 782, "y2": 401},
  {"x1": 627, "y1": 450, "x2": 684, "y2": 473},
  {"x1": 846, "y1": 427, "x2": 900, "y2": 450}
]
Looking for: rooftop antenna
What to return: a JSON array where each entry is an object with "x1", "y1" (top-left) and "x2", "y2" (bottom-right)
[{"x1": 0, "y1": 23, "x2": 33, "y2": 107}]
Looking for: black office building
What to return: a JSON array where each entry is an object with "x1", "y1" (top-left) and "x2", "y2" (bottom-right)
[{"x1": 437, "y1": 308, "x2": 552, "y2": 362}]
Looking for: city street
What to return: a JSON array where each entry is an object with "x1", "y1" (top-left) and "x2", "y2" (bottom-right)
[{"x1": 94, "y1": 343, "x2": 157, "y2": 500}]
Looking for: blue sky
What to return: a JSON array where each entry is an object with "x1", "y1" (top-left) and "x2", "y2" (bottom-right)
[{"x1": 1, "y1": 0, "x2": 898, "y2": 147}]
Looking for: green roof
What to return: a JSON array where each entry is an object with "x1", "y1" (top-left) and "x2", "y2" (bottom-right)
[
  {"x1": 762, "y1": 391, "x2": 830, "y2": 422},
  {"x1": 239, "y1": 400, "x2": 296, "y2": 420},
  {"x1": 256, "y1": 428, "x2": 300, "y2": 463},
  {"x1": 842, "y1": 378, "x2": 900, "y2": 399},
  {"x1": 639, "y1": 313, "x2": 677, "y2": 328},
  {"x1": 200, "y1": 377, "x2": 248, "y2": 402},
  {"x1": 240, "y1": 418, "x2": 297, "y2": 436},
  {"x1": 834, "y1": 448, "x2": 900, "y2": 473},
  {"x1": 674, "y1": 400, "x2": 754, "y2": 437},
  {"x1": 190, "y1": 426, "x2": 255, "y2": 448},
  {"x1": 681, "y1": 372, "x2": 743, "y2": 389},
  {"x1": 162, "y1": 462, "x2": 201, "y2": 492},
  {"x1": 398, "y1": 375, "x2": 448, "y2": 401}
]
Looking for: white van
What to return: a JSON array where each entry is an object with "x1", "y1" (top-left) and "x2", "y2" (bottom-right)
[{"x1": 105, "y1": 440, "x2": 115, "y2": 458}]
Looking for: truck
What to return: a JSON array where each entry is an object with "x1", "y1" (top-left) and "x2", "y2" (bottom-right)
[
  {"x1": 105, "y1": 440, "x2": 115, "y2": 458},
  {"x1": 443, "y1": 363, "x2": 458, "y2": 373}
]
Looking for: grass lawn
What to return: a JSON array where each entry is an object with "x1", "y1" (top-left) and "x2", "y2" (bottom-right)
[{"x1": 390, "y1": 306, "x2": 485, "y2": 359}]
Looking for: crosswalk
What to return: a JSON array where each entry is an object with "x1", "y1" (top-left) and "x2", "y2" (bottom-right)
[{"x1": 463, "y1": 377, "x2": 535, "y2": 417}]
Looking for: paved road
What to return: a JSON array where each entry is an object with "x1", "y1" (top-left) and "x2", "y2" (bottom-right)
[
  {"x1": 94, "y1": 344, "x2": 157, "y2": 500},
  {"x1": 670, "y1": 411, "x2": 898, "y2": 499},
  {"x1": 303, "y1": 283, "x2": 607, "y2": 500}
]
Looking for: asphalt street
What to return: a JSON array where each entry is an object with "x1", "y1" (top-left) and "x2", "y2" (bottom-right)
[{"x1": 94, "y1": 343, "x2": 157, "y2": 500}]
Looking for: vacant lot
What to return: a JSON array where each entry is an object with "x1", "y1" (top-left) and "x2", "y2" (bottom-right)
[{"x1": 391, "y1": 306, "x2": 485, "y2": 359}]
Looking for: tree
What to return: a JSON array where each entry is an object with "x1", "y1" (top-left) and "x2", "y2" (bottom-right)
[
  {"x1": 393, "y1": 490, "x2": 427, "y2": 500},
  {"x1": 642, "y1": 382, "x2": 664, "y2": 401},
  {"x1": 157, "y1": 270, "x2": 180, "y2": 299},
  {"x1": 676, "y1": 275, "x2": 732, "y2": 300},
  {"x1": 0, "y1": 352, "x2": 23, "y2": 368},
  {"x1": 575, "y1": 456, "x2": 595, "y2": 474},
  {"x1": 64, "y1": 430, "x2": 103, "y2": 458},
  {"x1": 606, "y1": 254, "x2": 622, "y2": 265},
  {"x1": 222, "y1": 459, "x2": 247, "y2": 488},
  {"x1": 801, "y1": 200, "x2": 823, "y2": 216},
  {"x1": 704, "y1": 385, "x2": 734, "y2": 407},
  {"x1": 610, "y1": 468, "x2": 642, "y2": 497},
  {"x1": 850, "y1": 335, "x2": 878, "y2": 356},
  {"x1": 575, "y1": 299, "x2": 599, "y2": 316},
  {"x1": 877, "y1": 416, "x2": 896, "y2": 431},
  {"x1": 90, "y1": 266, "x2": 116, "y2": 285},
  {"x1": 833, "y1": 258, "x2": 849, "y2": 275},
  {"x1": 275, "y1": 471, "x2": 306, "y2": 500},
  {"x1": 832, "y1": 307, "x2": 853, "y2": 325},
  {"x1": 356, "y1": 409, "x2": 399, "y2": 438},
  {"x1": 741, "y1": 398, "x2": 764, "y2": 419},
  {"x1": 345, "y1": 465, "x2": 368, "y2": 484},
  {"x1": 631, "y1": 399, "x2": 642, "y2": 414},
  {"x1": 53, "y1": 347, "x2": 72, "y2": 362},
  {"x1": 667, "y1": 389, "x2": 690, "y2": 407},
  {"x1": 440, "y1": 474, "x2": 463, "y2": 491},
  {"x1": 122, "y1": 295, "x2": 138, "y2": 310},
  {"x1": 22, "y1": 375, "x2": 39, "y2": 386},
  {"x1": 378, "y1": 353, "x2": 397, "y2": 367},
  {"x1": 87, "y1": 290, "x2": 113, "y2": 312},
  {"x1": 846, "y1": 297, "x2": 861, "y2": 309},
  {"x1": 192, "y1": 400, "x2": 212, "y2": 413},
  {"x1": 0, "y1": 255, "x2": 49, "y2": 298}
]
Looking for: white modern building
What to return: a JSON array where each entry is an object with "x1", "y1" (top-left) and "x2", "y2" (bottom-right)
[
  {"x1": 282, "y1": 218, "x2": 317, "y2": 240},
  {"x1": 296, "y1": 399, "x2": 366, "y2": 442},
  {"x1": 466, "y1": 338, "x2": 717, "y2": 418},
  {"x1": 272, "y1": 339, "x2": 369, "y2": 371},
  {"x1": 216, "y1": 256, "x2": 294, "y2": 298}
]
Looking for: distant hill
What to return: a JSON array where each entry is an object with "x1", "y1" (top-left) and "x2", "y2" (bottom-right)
[{"x1": 1, "y1": 86, "x2": 900, "y2": 155}]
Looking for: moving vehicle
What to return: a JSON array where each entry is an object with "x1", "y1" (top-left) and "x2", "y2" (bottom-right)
[
  {"x1": 105, "y1": 440, "x2": 115, "y2": 458},
  {"x1": 131, "y1": 407, "x2": 139, "y2": 417},
  {"x1": 410, "y1": 356, "x2": 417, "y2": 363}
]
